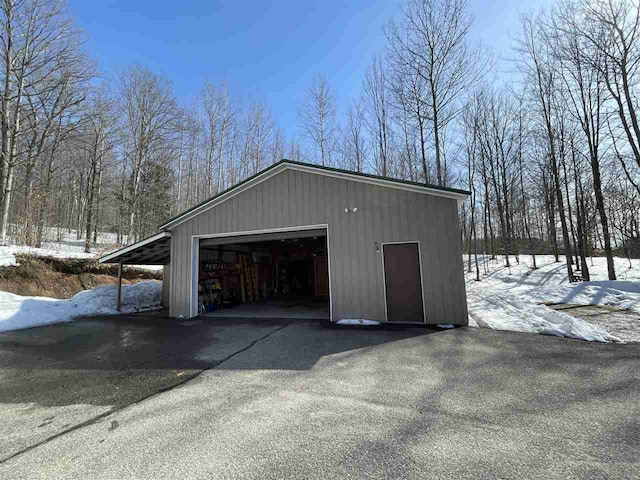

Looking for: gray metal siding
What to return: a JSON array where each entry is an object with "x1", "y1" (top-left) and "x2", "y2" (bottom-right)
[{"x1": 168, "y1": 168, "x2": 467, "y2": 324}]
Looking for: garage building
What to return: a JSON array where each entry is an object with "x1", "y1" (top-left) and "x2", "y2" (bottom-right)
[{"x1": 99, "y1": 160, "x2": 470, "y2": 325}]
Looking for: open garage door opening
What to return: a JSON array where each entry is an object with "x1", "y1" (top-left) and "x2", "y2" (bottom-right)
[{"x1": 195, "y1": 228, "x2": 330, "y2": 321}]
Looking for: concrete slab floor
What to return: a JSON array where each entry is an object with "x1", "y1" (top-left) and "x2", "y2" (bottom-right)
[{"x1": 204, "y1": 298, "x2": 330, "y2": 320}]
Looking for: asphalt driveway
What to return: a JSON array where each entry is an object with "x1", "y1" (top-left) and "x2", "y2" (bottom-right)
[{"x1": 0, "y1": 313, "x2": 638, "y2": 479}]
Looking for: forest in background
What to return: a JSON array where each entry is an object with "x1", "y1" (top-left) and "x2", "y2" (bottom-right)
[{"x1": 1, "y1": 0, "x2": 639, "y2": 284}]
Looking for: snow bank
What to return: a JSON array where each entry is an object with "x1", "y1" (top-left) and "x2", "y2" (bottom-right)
[
  {"x1": 467, "y1": 289, "x2": 618, "y2": 343},
  {"x1": 336, "y1": 319, "x2": 381, "y2": 326},
  {"x1": 0, "y1": 280, "x2": 161, "y2": 332},
  {"x1": 465, "y1": 255, "x2": 633, "y2": 343}
]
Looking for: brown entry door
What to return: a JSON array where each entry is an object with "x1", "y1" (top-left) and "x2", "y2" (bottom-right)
[{"x1": 383, "y1": 242, "x2": 425, "y2": 323}]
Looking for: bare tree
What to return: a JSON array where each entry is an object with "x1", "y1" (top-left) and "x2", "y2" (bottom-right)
[
  {"x1": 514, "y1": 97, "x2": 538, "y2": 269},
  {"x1": 574, "y1": 0, "x2": 640, "y2": 173},
  {"x1": 271, "y1": 126, "x2": 286, "y2": 164},
  {"x1": 463, "y1": 94, "x2": 480, "y2": 279},
  {"x1": 0, "y1": 0, "x2": 89, "y2": 243},
  {"x1": 242, "y1": 98, "x2": 276, "y2": 176},
  {"x1": 341, "y1": 96, "x2": 367, "y2": 172},
  {"x1": 33, "y1": 59, "x2": 92, "y2": 246},
  {"x1": 117, "y1": 65, "x2": 178, "y2": 242},
  {"x1": 298, "y1": 74, "x2": 338, "y2": 166},
  {"x1": 518, "y1": 14, "x2": 575, "y2": 279},
  {"x1": 363, "y1": 56, "x2": 393, "y2": 176},
  {"x1": 201, "y1": 81, "x2": 233, "y2": 196},
  {"x1": 386, "y1": 0, "x2": 486, "y2": 186},
  {"x1": 550, "y1": 1, "x2": 616, "y2": 279},
  {"x1": 390, "y1": 65, "x2": 432, "y2": 182},
  {"x1": 81, "y1": 85, "x2": 117, "y2": 252},
  {"x1": 474, "y1": 87, "x2": 518, "y2": 266},
  {"x1": 287, "y1": 137, "x2": 303, "y2": 162}
]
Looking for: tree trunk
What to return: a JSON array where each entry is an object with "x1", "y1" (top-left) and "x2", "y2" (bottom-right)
[
  {"x1": 550, "y1": 150, "x2": 574, "y2": 279},
  {"x1": 590, "y1": 153, "x2": 616, "y2": 279},
  {"x1": 84, "y1": 136, "x2": 99, "y2": 253},
  {"x1": 432, "y1": 99, "x2": 442, "y2": 186},
  {"x1": 0, "y1": 165, "x2": 14, "y2": 244}
]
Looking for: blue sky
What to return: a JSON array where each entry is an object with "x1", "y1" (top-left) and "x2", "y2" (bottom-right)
[{"x1": 68, "y1": 0, "x2": 552, "y2": 138}]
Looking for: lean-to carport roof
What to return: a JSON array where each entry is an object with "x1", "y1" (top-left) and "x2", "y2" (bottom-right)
[
  {"x1": 99, "y1": 232, "x2": 171, "y2": 265},
  {"x1": 159, "y1": 159, "x2": 470, "y2": 230}
]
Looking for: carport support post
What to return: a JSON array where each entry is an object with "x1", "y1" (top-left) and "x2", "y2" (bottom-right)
[{"x1": 116, "y1": 262, "x2": 122, "y2": 311}]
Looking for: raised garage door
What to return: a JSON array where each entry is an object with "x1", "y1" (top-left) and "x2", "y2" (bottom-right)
[
  {"x1": 193, "y1": 226, "x2": 330, "y2": 320},
  {"x1": 383, "y1": 242, "x2": 425, "y2": 323}
]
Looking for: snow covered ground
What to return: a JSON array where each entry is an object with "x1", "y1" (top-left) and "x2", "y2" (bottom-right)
[
  {"x1": 0, "y1": 229, "x2": 118, "y2": 266},
  {"x1": 0, "y1": 228, "x2": 161, "y2": 271},
  {"x1": 0, "y1": 228, "x2": 165, "y2": 332},
  {"x1": 465, "y1": 255, "x2": 640, "y2": 343},
  {"x1": 0, "y1": 281, "x2": 161, "y2": 332}
]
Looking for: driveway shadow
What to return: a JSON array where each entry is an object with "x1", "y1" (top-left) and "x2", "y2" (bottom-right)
[
  {"x1": 0, "y1": 313, "x2": 439, "y2": 407},
  {"x1": 334, "y1": 328, "x2": 640, "y2": 478}
]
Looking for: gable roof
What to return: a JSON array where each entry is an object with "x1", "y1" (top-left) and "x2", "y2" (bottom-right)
[{"x1": 159, "y1": 159, "x2": 470, "y2": 230}]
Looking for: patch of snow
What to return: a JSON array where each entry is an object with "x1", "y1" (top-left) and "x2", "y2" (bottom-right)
[
  {"x1": 437, "y1": 324, "x2": 456, "y2": 329},
  {"x1": 0, "y1": 280, "x2": 161, "y2": 332},
  {"x1": 336, "y1": 319, "x2": 381, "y2": 326},
  {"x1": 0, "y1": 227, "x2": 164, "y2": 273},
  {"x1": 0, "y1": 244, "x2": 97, "y2": 267},
  {"x1": 467, "y1": 288, "x2": 618, "y2": 343},
  {"x1": 0, "y1": 228, "x2": 111, "y2": 266},
  {"x1": 0, "y1": 248, "x2": 17, "y2": 267},
  {"x1": 126, "y1": 264, "x2": 164, "y2": 272},
  {"x1": 0, "y1": 227, "x2": 150, "y2": 264},
  {"x1": 465, "y1": 255, "x2": 635, "y2": 343}
]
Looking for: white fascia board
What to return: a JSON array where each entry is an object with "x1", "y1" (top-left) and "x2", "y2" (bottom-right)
[{"x1": 98, "y1": 231, "x2": 171, "y2": 264}]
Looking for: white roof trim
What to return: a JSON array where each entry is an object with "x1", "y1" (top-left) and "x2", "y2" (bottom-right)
[
  {"x1": 160, "y1": 162, "x2": 468, "y2": 230},
  {"x1": 98, "y1": 231, "x2": 171, "y2": 264}
]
